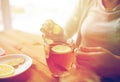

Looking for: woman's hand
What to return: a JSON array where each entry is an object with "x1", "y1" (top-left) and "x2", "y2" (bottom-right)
[
  {"x1": 40, "y1": 19, "x2": 65, "y2": 41},
  {"x1": 76, "y1": 46, "x2": 120, "y2": 78}
]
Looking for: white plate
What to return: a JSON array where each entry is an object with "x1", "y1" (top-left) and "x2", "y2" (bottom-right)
[{"x1": 0, "y1": 54, "x2": 32, "y2": 79}]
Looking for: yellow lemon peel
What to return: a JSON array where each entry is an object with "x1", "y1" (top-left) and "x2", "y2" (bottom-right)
[
  {"x1": 53, "y1": 25, "x2": 61, "y2": 34},
  {"x1": 0, "y1": 64, "x2": 15, "y2": 78}
]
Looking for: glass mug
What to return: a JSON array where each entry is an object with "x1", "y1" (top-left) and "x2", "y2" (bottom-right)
[{"x1": 42, "y1": 35, "x2": 75, "y2": 77}]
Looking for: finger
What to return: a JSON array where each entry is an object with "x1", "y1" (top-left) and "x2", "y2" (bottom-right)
[
  {"x1": 44, "y1": 19, "x2": 54, "y2": 29},
  {"x1": 40, "y1": 25, "x2": 49, "y2": 33},
  {"x1": 80, "y1": 46, "x2": 103, "y2": 52},
  {"x1": 77, "y1": 51, "x2": 105, "y2": 58}
]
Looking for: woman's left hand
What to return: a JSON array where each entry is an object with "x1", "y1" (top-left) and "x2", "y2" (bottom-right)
[
  {"x1": 40, "y1": 19, "x2": 65, "y2": 41},
  {"x1": 76, "y1": 46, "x2": 120, "y2": 77}
]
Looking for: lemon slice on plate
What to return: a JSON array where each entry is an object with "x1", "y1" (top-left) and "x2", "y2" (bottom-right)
[
  {"x1": 0, "y1": 64, "x2": 15, "y2": 78},
  {"x1": 52, "y1": 45, "x2": 72, "y2": 54},
  {"x1": 5, "y1": 57, "x2": 25, "y2": 67}
]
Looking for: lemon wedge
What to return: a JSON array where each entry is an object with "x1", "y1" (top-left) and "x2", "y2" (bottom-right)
[
  {"x1": 52, "y1": 45, "x2": 72, "y2": 54},
  {"x1": 0, "y1": 64, "x2": 15, "y2": 78},
  {"x1": 53, "y1": 25, "x2": 61, "y2": 34}
]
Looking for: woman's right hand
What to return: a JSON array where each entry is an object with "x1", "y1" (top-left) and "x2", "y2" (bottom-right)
[
  {"x1": 75, "y1": 46, "x2": 120, "y2": 78},
  {"x1": 40, "y1": 19, "x2": 65, "y2": 41}
]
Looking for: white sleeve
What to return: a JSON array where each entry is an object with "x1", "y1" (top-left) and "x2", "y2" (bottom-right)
[{"x1": 64, "y1": 0, "x2": 95, "y2": 39}]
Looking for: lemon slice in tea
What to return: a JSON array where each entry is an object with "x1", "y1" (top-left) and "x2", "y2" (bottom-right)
[
  {"x1": 52, "y1": 45, "x2": 72, "y2": 54},
  {"x1": 0, "y1": 64, "x2": 15, "y2": 78}
]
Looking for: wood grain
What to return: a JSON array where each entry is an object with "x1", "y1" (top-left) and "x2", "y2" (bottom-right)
[{"x1": 0, "y1": 29, "x2": 57, "y2": 82}]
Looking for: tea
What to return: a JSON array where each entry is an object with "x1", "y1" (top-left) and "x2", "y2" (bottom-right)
[{"x1": 46, "y1": 43, "x2": 75, "y2": 77}]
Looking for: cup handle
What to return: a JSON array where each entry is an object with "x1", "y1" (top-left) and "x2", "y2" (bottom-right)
[{"x1": 74, "y1": 48, "x2": 80, "y2": 54}]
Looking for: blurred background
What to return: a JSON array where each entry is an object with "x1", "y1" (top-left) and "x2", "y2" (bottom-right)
[{"x1": 0, "y1": 0, "x2": 78, "y2": 34}]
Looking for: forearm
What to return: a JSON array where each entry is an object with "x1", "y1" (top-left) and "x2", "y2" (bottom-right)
[
  {"x1": 64, "y1": 0, "x2": 94, "y2": 39},
  {"x1": 64, "y1": 2, "x2": 81, "y2": 39},
  {"x1": 64, "y1": 16, "x2": 80, "y2": 39}
]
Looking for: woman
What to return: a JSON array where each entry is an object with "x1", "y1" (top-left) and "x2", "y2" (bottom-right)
[{"x1": 40, "y1": 0, "x2": 120, "y2": 79}]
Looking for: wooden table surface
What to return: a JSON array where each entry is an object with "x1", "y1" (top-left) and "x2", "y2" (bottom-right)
[
  {"x1": 0, "y1": 29, "x2": 58, "y2": 82},
  {"x1": 0, "y1": 29, "x2": 101, "y2": 82}
]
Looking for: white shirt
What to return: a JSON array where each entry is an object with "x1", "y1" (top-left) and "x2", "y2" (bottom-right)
[{"x1": 65, "y1": 0, "x2": 120, "y2": 55}]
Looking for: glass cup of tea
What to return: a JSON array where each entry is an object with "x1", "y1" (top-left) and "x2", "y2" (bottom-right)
[{"x1": 42, "y1": 36, "x2": 75, "y2": 77}]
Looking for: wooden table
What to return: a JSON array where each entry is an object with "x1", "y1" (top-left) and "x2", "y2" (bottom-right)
[
  {"x1": 0, "y1": 29, "x2": 101, "y2": 82},
  {"x1": 0, "y1": 29, "x2": 58, "y2": 82}
]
